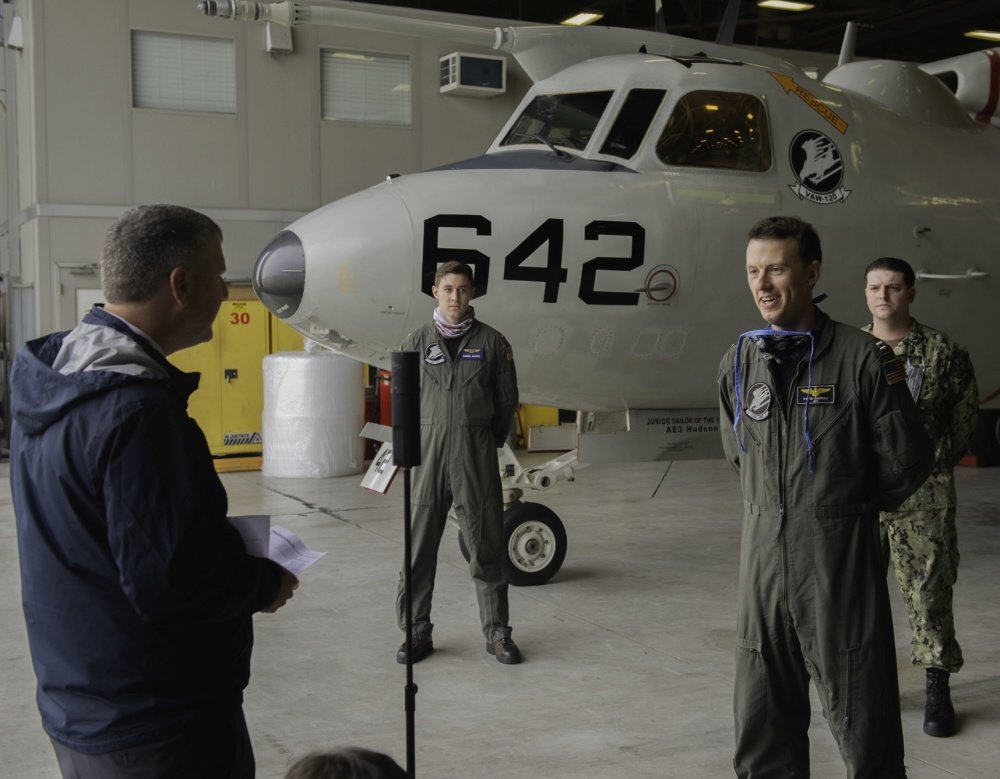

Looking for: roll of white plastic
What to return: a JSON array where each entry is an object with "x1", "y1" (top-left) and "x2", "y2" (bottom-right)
[{"x1": 262, "y1": 351, "x2": 364, "y2": 478}]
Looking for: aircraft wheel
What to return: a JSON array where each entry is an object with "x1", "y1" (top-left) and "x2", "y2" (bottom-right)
[{"x1": 457, "y1": 501, "x2": 567, "y2": 586}]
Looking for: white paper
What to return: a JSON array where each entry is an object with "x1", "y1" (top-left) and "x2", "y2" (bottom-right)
[
  {"x1": 229, "y1": 515, "x2": 327, "y2": 575},
  {"x1": 268, "y1": 525, "x2": 327, "y2": 575}
]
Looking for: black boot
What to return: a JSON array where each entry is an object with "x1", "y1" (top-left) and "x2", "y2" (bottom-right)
[{"x1": 924, "y1": 668, "x2": 956, "y2": 737}]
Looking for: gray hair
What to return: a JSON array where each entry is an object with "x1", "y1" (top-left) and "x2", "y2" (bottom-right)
[{"x1": 102, "y1": 204, "x2": 222, "y2": 303}]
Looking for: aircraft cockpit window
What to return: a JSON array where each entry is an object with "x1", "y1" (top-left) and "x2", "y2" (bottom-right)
[
  {"x1": 600, "y1": 88, "x2": 667, "y2": 160},
  {"x1": 656, "y1": 91, "x2": 772, "y2": 172},
  {"x1": 501, "y1": 91, "x2": 614, "y2": 152}
]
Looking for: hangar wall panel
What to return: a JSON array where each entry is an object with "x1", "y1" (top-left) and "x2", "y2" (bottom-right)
[
  {"x1": 245, "y1": 27, "x2": 320, "y2": 211},
  {"x1": 42, "y1": 0, "x2": 130, "y2": 204},
  {"x1": 131, "y1": 109, "x2": 244, "y2": 206}
]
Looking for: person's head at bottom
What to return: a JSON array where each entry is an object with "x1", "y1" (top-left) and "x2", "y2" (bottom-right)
[{"x1": 285, "y1": 747, "x2": 408, "y2": 779}]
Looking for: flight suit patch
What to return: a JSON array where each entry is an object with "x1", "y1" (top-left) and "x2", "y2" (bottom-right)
[
  {"x1": 874, "y1": 340, "x2": 906, "y2": 385},
  {"x1": 424, "y1": 344, "x2": 445, "y2": 365},
  {"x1": 744, "y1": 382, "x2": 772, "y2": 421},
  {"x1": 796, "y1": 385, "x2": 835, "y2": 405},
  {"x1": 460, "y1": 348, "x2": 484, "y2": 361}
]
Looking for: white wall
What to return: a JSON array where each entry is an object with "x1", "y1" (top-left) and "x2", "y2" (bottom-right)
[{"x1": 0, "y1": 0, "x2": 530, "y2": 343}]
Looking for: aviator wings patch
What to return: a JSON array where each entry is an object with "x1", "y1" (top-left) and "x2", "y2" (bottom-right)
[{"x1": 796, "y1": 385, "x2": 836, "y2": 405}]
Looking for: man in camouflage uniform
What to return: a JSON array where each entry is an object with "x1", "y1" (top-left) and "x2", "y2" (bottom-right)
[{"x1": 864, "y1": 256, "x2": 978, "y2": 738}]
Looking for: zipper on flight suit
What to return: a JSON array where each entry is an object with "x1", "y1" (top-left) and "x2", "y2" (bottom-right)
[
  {"x1": 776, "y1": 353, "x2": 807, "y2": 628},
  {"x1": 843, "y1": 650, "x2": 853, "y2": 731}
]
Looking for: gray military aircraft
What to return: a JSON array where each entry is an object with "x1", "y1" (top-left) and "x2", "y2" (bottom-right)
[{"x1": 199, "y1": 0, "x2": 999, "y2": 584}]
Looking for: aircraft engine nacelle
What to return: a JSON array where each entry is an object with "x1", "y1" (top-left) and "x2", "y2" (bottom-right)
[{"x1": 921, "y1": 48, "x2": 1000, "y2": 127}]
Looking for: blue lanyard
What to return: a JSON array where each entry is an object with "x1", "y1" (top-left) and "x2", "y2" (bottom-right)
[{"x1": 732, "y1": 328, "x2": 817, "y2": 474}]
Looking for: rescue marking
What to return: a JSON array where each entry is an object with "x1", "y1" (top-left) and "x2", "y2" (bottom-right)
[{"x1": 769, "y1": 72, "x2": 848, "y2": 134}]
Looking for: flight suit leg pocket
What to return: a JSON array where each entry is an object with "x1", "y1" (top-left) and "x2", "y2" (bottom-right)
[
  {"x1": 834, "y1": 645, "x2": 874, "y2": 769},
  {"x1": 734, "y1": 637, "x2": 767, "y2": 731}
]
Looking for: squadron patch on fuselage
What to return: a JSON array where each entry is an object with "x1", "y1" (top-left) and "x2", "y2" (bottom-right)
[
  {"x1": 745, "y1": 382, "x2": 772, "y2": 421},
  {"x1": 424, "y1": 343, "x2": 446, "y2": 365},
  {"x1": 796, "y1": 385, "x2": 836, "y2": 405},
  {"x1": 788, "y1": 129, "x2": 852, "y2": 205}
]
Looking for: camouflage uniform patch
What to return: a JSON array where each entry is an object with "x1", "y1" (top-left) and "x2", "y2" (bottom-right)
[{"x1": 864, "y1": 319, "x2": 978, "y2": 671}]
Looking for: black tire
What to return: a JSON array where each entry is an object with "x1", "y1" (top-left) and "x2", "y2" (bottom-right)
[{"x1": 457, "y1": 501, "x2": 568, "y2": 586}]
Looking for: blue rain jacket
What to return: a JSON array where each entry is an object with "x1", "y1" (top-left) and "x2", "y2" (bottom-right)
[{"x1": 9, "y1": 306, "x2": 282, "y2": 753}]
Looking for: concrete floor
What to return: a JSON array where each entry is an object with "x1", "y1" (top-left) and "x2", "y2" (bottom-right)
[{"x1": 1, "y1": 457, "x2": 998, "y2": 778}]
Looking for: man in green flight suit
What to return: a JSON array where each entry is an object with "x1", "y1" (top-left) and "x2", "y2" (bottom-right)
[
  {"x1": 863, "y1": 256, "x2": 978, "y2": 738},
  {"x1": 718, "y1": 216, "x2": 934, "y2": 778},
  {"x1": 395, "y1": 260, "x2": 522, "y2": 665}
]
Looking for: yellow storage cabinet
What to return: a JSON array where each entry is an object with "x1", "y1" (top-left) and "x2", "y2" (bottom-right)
[{"x1": 169, "y1": 287, "x2": 301, "y2": 457}]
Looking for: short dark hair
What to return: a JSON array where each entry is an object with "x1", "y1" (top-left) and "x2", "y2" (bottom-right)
[
  {"x1": 284, "y1": 748, "x2": 407, "y2": 779},
  {"x1": 863, "y1": 256, "x2": 915, "y2": 287},
  {"x1": 747, "y1": 216, "x2": 822, "y2": 265},
  {"x1": 102, "y1": 204, "x2": 222, "y2": 304},
  {"x1": 434, "y1": 260, "x2": 475, "y2": 287}
]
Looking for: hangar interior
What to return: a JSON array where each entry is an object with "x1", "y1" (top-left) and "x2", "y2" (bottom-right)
[
  {"x1": 1, "y1": 1, "x2": 998, "y2": 777},
  {"x1": 2, "y1": 459, "x2": 999, "y2": 777}
]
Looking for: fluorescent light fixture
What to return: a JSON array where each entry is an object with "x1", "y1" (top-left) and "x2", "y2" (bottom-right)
[
  {"x1": 562, "y1": 12, "x2": 604, "y2": 26},
  {"x1": 965, "y1": 29, "x2": 1000, "y2": 42},
  {"x1": 758, "y1": 1, "x2": 815, "y2": 11}
]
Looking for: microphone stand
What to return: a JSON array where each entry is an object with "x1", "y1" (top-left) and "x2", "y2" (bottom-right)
[
  {"x1": 402, "y1": 466, "x2": 416, "y2": 778},
  {"x1": 391, "y1": 350, "x2": 421, "y2": 779}
]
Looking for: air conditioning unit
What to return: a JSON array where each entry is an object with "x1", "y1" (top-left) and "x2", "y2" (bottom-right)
[{"x1": 439, "y1": 52, "x2": 506, "y2": 97}]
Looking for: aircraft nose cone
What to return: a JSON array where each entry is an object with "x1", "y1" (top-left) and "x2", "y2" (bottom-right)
[{"x1": 253, "y1": 229, "x2": 305, "y2": 319}]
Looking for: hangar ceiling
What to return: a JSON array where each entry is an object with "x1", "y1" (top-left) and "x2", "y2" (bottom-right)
[{"x1": 353, "y1": 0, "x2": 999, "y2": 64}]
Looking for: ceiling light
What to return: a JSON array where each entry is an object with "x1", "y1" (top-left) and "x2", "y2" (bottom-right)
[
  {"x1": 965, "y1": 30, "x2": 1000, "y2": 43},
  {"x1": 757, "y1": 1, "x2": 815, "y2": 11},
  {"x1": 562, "y1": 12, "x2": 604, "y2": 26}
]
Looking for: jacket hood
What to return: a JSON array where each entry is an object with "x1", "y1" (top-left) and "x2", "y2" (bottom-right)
[{"x1": 10, "y1": 307, "x2": 196, "y2": 436}]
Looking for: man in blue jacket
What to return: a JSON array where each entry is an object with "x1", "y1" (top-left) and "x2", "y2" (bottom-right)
[{"x1": 10, "y1": 204, "x2": 299, "y2": 778}]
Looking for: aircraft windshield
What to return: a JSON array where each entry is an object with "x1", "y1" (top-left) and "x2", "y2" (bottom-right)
[
  {"x1": 501, "y1": 91, "x2": 614, "y2": 152},
  {"x1": 656, "y1": 91, "x2": 772, "y2": 172},
  {"x1": 600, "y1": 88, "x2": 667, "y2": 160}
]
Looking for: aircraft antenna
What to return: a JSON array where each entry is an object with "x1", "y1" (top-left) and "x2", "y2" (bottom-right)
[
  {"x1": 654, "y1": 0, "x2": 667, "y2": 33},
  {"x1": 716, "y1": 0, "x2": 741, "y2": 46},
  {"x1": 838, "y1": 21, "x2": 860, "y2": 67}
]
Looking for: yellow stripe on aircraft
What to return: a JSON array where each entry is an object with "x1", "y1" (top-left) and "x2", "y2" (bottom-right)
[{"x1": 769, "y1": 72, "x2": 849, "y2": 134}]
